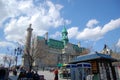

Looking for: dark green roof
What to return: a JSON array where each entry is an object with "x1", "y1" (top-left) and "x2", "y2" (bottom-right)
[
  {"x1": 37, "y1": 36, "x2": 85, "y2": 52},
  {"x1": 37, "y1": 36, "x2": 45, "y2": 40},
  {"x1": 47, "y1": 39, "x2": 64, "y2": 49},
  {"x1": 73, "y1": 44, "x2": 85, "y2": 53}
]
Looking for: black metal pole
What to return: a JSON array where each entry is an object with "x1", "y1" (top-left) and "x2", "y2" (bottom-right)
[
  {"x1": 16, "y1": 56, "x2": 17, "y2": 67},
  {"x1": 14, "y1": 47, "x2": 19, "y2": 67},
  {"x1": 14, "y1": 48, "x2": 17, "y2": 67},
  {"x1": 14, "y1": 46, "x2": 23, "y2": 68}
]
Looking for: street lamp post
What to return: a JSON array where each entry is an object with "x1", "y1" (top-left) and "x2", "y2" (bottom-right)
[
  {"x1": 61, "y1": 45, "x2": 71, "y2": 64},
  {"x1": 14, "y1": 47, "x2": 22, "y2": 67},
  {"x1": 62, "y1": 48, "x2": 66, "y2": 64}
]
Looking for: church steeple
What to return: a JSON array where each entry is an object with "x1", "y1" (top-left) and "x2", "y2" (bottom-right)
[{"x1": 62, "y1": 26, "x2": 69, "y2": 46}]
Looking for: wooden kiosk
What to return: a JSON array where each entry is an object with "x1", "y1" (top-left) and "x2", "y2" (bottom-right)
[{"x1": 70, "y1": 52, "x2": 117, "y2": 80}]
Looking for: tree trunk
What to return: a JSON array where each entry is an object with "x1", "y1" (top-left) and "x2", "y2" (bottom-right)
[{"x1": 27, "y1": 54, "x2": 33, "y2": 71}]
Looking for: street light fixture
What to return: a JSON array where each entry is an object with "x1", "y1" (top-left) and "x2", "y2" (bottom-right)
[{"x1": 14, "y1": 47, "x2": 23, "y2": 67}]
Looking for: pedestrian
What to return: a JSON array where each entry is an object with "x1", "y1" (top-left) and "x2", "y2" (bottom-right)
[
  {"x1": 17, "y1": 71, "x2": 27, "y2": 80},
  {"x1": 0, "y1": 69, "x2": 6, "y2": 80},
  {"x1": 33, "y1": 71, "x2": 40, "y2": 80},
  {"x1": 13, "y1": 68, "x2": 17, "y2": 76},
  {"x1": 26, "y1": 70, "x2": 34, "y2": 80},
  {"x1": 20, "y1": 66, "x2": 26, "y2": 73},
  {"x1": 54, "y1": 68, "x2": 58, "y2": 80}
]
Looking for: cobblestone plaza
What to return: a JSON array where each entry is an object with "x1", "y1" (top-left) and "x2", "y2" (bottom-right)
[{"x1": 9, "y1": 70, "x2": 70, "y2": 80}]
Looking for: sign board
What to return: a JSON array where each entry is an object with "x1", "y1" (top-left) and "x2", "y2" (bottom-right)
[{"x1": 91, "y1": 61, "x2": 98, "y2": 73}]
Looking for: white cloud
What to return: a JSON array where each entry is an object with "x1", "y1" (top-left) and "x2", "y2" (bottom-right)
[
  {"x1": 0, "y1": 0, "x2": 22, "y2": 24},
  {"x1": 116, "y1": 39, "x2": 120, "y2": 48},
  {"x1": 52, "y1": 18, "x2": 119, "y2": 41},
  {"x1": 50, "y1": 27, "x2": 79, "y2": 39},
  {"x1": 1, "y1": 0, "x2": 120, "y2": 44},
  {"x1": 4, "y1": 16, "x2": 29, "y2": 42},
  {"x1": 50, "y1": 18, "x2": 120, "y2": 41},
  {"x1": 0, "y1": 41, "x2": 15, "y2": 48},
  {"x1": 1, "y1": 0, "x2": 70, "y2": 42},
  {"x1": 76, "y1": 26, "x2": 102, "y2": 40},
  {"x1": 86, "y1": 19, "x2": 99, "y2": 28},
  {"x1": 101, "y1": 18, "x2": 120, "y2": 34},
  {"x1": 0, "y1": 0, "x2": 9, "y2": 27},
  {"x1": 68, "y1": 27, "x2": 79, "y2": 38},
  {"x1": 50, "y1": 31, "x2": 61, "y2": 39}
]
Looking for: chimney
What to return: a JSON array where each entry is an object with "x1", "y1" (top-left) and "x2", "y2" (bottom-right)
[
  {"x1": 45, "y1": 32, "x2": 48, "y2": 40},
  {"x1": 78, "y1": 41, "x2": 81, "y2": 48},
  {"x1": 103, "y1": 44, "x2": 107, "y2": 49}
]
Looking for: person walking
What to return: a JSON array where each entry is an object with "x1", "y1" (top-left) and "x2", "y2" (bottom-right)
[
  {"x1": 0, "y1": 69, "x2": 6, "y2": 80},
  {"x1": 17, "y1": 71, "x2": 27, "y2": 80},
  {"x1": 33, "y1": 71, "x2": 40, "y2": 80},
  {"x1": 54, "y1": 68, "x2": 59, "y2": 80},
  {"x1": 13, "y1": 68, "x2": 17, "y2": 76}
]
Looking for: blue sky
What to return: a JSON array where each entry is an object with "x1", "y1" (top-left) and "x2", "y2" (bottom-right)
[{"x1": 0, "y1": 0, "x2": 120, "y2": 63}]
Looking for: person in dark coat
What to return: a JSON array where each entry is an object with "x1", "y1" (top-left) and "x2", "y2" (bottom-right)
[
  {"x1": 54, "y1": 68, "x2": 59, "y2": 80},
  {"x1": 13, "y1": 69, "x2": 17, "y2": 76},
  {"x1": 26, "y1": 70, "x2": 34, "y2": 79},
  {"x1": 33, "y1": 71, "x2": 40, "y2": 80},
  {"x1": 17, "y1": 72, "x2": 26, "y2": 80},
  {"x1": 0, "y1": 69, "x2": 6, "y2": 80}
]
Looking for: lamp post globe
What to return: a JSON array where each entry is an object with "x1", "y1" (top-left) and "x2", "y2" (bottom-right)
[{"x1": 14, "y1": 47, "x2": 23, "y2": 67}]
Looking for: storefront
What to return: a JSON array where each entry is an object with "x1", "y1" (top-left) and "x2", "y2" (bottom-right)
[
  {"x1": 60, "y1": 63, "x2": 92, "y2": 80},
  {"x1": 70, "y1": 52, "x2": 118, "y2": 80},
  {"x1": 113, "y1": 62, "x2": 120, "y2": 80}
]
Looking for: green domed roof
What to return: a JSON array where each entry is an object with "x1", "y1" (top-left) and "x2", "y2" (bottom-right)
[{"x1": 62, "y1": 26, "x2": 67, "y2": 33}]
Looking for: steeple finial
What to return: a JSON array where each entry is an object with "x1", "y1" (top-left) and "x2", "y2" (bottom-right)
[
  {"x1": 29, "y1": 23, "x2": 32, "y2": 28},
  {"x1": 62, "y1": 25, "x2": 69, "y2": 46}
]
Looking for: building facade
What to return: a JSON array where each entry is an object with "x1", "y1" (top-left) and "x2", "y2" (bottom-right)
[{"x1": 23, "y1": 25, "x2": 86, "y2": 69}]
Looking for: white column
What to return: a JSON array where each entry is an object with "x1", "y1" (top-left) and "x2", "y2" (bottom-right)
[
  {"x1": 102, "y1": 63, "x2": 107, "y2": 80},
  {"x1": 108, "y1": 63, "x2": 113, "y2": 80},
  {"x1": 99, "y1": 62, "x2": 104, "y2": 80},
  {"x1": 115, "y1": 66, "x2": 119, "y2": 80}
]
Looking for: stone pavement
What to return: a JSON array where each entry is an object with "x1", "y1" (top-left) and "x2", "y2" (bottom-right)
[{"x1": 9, "y1": 70, "x2": 71, "y2": 80}]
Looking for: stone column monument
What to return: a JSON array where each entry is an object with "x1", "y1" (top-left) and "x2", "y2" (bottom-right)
[
  {"x1": 25, "y1": 24, "x2": 33, "y2": 53},
  {"x1": 22, "y1": 24, "x2": 33, "y2": 69}
]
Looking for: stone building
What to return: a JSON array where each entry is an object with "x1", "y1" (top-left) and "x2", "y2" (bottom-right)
[{"x1": 23, "y1": 25, "x2": 86, "y2": 69}]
